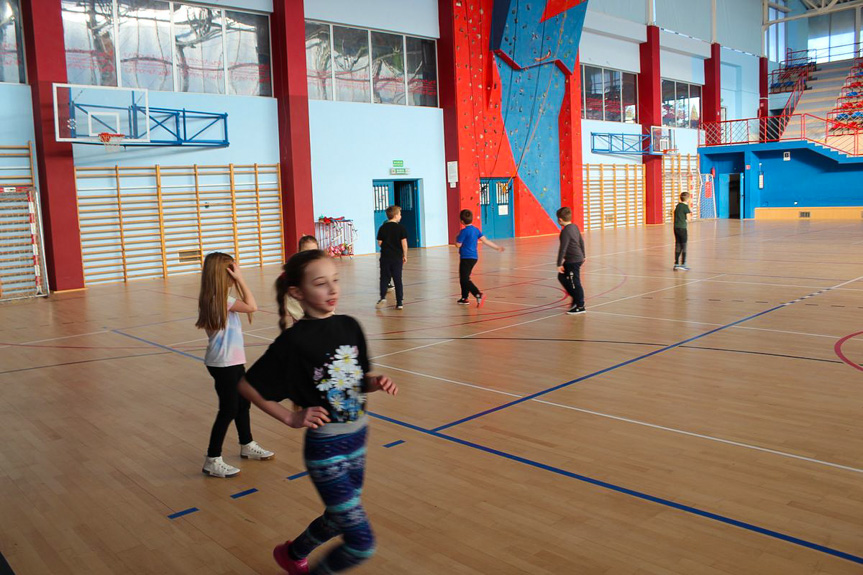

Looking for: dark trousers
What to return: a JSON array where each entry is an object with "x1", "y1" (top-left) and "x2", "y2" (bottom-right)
[
  {"x1": 674, "y1": 228, "x2": 688, "y2": 265},
  {"x1": 459, "y1": 258, "x2": 480, "y2": 299},
  {"x1": 206, "y1": 364, "x2": 252, "y2": 457},
  {"x1": 558, "y1": 261, "x2": 585, "y2": 308},
  {"x1": 379, "y1": 257, "x2": 404, "y2": 303}
]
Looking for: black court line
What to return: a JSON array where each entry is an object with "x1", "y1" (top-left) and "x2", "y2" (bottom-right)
[{"x1": 0, "y1": 351, "x2": 169, "y2": 376}]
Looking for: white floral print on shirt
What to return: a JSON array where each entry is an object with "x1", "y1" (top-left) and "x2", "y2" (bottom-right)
[{"x1": 314, "y1": 345, "x2": 366, "y2": 421}]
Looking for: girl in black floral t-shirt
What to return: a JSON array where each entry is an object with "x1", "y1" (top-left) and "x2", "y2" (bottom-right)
[{"x1": 239, "y1": 250, "x2": 397, "y2": 575}]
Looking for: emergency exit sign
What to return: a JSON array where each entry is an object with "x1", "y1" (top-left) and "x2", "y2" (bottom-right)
[
  {"x1": 392, "y1": 160, "x2": 404, "y2": 167},
  {"x1": 390, "y1": 159, "x2": 409, "y2": 175}
]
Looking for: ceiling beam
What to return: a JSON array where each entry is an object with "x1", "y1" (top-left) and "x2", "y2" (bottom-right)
[{"x1": 766, "y1": 0, "x2": 863, "y2": 27}]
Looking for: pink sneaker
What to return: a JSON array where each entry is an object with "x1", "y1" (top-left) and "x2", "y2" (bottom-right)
[{"x1": 273, "y1": 541, "x2": 309, "y2": 575}]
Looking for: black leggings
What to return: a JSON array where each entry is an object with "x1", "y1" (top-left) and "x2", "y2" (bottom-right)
[
  {"x1": 674, "y1": 228, "x2": 688, "y2": 265},
  {"x1": 379, "y1": 257, "x2": 404, "y2": 303},
  {"x1": 459, "y1": 259, "x2": 480, "y2": 299},
  {"x1": 206, "y1": 364, "x2": 252, "y2": 457},
  {"x1": 557, "y1": 261, "x2": 585, "y2": 308}
]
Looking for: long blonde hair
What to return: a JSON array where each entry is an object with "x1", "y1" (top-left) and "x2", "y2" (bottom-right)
[{"x1": 196, "y1": 252, "x2": 251, "y2": 331}]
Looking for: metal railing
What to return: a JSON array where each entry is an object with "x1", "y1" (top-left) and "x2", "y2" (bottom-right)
[
  {"x1": 785, "y1": 42, "x2": 862, "y2": 65},
  {"x1": 701, "y1": 114, "x2": 863, "y2": 156}
]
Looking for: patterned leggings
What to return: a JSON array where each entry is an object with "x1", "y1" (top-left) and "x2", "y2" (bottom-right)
[{"x1": 290, "y1": 426, "x2": 375, "y2": 574}]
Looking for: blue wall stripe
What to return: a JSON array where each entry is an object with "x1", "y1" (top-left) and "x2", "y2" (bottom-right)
[
  {"x1": 230, "y1": 488, "x2": 258, "y2": 499},
  {"x1": 371, "y1": 412, "x2": 863, "y2": 565},
  {"x1": 167, "y1": 507, "x2": 199, "y2": 520}
]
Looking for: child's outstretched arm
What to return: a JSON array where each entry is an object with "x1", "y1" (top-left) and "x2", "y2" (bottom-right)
[
  {"x1": 238, "y1": 378, "x2": 331, "y2": 429},
  {"x1": 480, "y1": 236, "x2": 505, "y2": 252},
  {"x1": 364, "y1": 374, "x2": 398, "y2": 396}
]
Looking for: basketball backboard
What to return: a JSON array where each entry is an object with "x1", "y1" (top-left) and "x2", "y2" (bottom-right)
[
  {"x1": 650, "y1": 126, "x2": 677, "y2": 154},
  {"x1": 53, "y1": 83, "x2": 150, "y2": 144}
]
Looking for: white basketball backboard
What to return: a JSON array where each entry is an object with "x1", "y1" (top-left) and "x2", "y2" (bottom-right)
[{"x1": 53, "y1": 83, "x2": 150, "y2": 144}]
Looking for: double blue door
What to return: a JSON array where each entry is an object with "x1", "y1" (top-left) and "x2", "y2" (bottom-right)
[
  {"x1": 373, "y1": 179, "x2": 421, "y2": 252},
  {"x1": 479, "y1": 178, "x2": 514, "y2": 240}
]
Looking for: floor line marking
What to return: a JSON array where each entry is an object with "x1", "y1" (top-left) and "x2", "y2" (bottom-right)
[
  {"x1": 377, "y1": 364, "x2": 863, "y2": 475},
  {"x1": 0, "y1": 329, "x2": 109, "y2": 351},
  {"x1": 368, "y1": 412, "x2": 863, "y2": 566},
  {"x1": 112, "y1": 330, "x2": 204, "y2": 361}
]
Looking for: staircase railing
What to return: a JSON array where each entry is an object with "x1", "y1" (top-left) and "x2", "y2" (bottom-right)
[{"x1": 701, "y1": 114, "x2": 863, "y2": 156}]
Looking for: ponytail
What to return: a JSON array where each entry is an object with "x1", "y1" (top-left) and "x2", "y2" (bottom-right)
[{"x1": 276, "y1": 249, "x2": 329, "y2": 330}]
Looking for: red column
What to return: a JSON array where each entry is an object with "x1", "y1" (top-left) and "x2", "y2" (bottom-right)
[
  {"x1": 758, "y1": 56, "x2": 769, "y2": 119},
  {"x1": 20, "y1": 0, "x2": 84, "y2": 291},
  {"x1": 639, "y1": 25, "x2": 664, "y2": 225},
  {"x1": 559, "y1": 55, "x2": 584, "y2": 229},
  {"x1": 703, "y1": 43, "x2": 722, "y2": 124},
  {"x1": 271, "y1": 0, "x2": 314, "y2": 252}
]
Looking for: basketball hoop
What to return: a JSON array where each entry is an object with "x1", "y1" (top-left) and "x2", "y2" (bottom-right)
[{"x1": 98, "y1": 132, "x2": 125, "y2": 153}]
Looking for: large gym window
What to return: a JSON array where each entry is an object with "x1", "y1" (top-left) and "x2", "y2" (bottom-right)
[
  {"x1": 60, "y1": 0, "x2": 271, "y2": 97},
  {"x1": 662, "y1": 79, "x2": 702, "y2": 129},
  {"x1": 0, "y1": 0, "x2": 26, "y2": 84},
  {"x1": 305, "y1": 20, "x2": 438, "y2": 108},
  {"x1": 580, "y1": 64, "x2": 637, "y2": 124}
]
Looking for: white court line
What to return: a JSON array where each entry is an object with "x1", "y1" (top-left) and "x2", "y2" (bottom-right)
[
  {"x1": 377, "y1": 363, "x2": 863, "y2": 475},
  {"x1": 0, "y1": 329, "x2": 109, "y2": 351},
  {"x1": 373, "y1": 275, "x2": 723, "y2": 360}
]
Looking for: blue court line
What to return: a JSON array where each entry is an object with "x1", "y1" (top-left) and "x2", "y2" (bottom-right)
[
  {"x1": 368, "y1": 412, "x2": 863, "y2": 565},
  {"x1": 167, "y1": 507, "x2": 199, "y2": 520},
  {"x1": 230, "y1": 488, "x2": 258, "y2": 499},
  {"x1": 112, "y1": 330, "x2": 204, "y2": 361},
  {"x1": 432, "y1": 304, "x2": 786, "y2": 432},
  {"x1": 383, "y1": 440, "x2": 406, "y2": 448},
  {"x1": 287, "y1": 471, "x2": 309, "y2": 481}
]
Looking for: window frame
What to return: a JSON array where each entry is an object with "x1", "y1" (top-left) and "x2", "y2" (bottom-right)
[
  {"x1": 580, "y1": 63, "x2": 638, "y2": 124},
  {"x1": 661, "y1": 78, "x2": 703, "y2": 130},
  {"x1": 0, "y1": 0, "x2": 27, "y2": 85}
]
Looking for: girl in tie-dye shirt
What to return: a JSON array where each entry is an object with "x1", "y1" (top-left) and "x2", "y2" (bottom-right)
[{"x1": 196, "y1": 252, "x2": 274, "y2": 478}]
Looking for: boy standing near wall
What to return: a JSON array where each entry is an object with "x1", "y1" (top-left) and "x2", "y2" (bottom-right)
[
  {"x1": 556, "y1": 207, "x2": 586, "y2": 315},
  {"x1": 455, "y1": 209, "x2": 504, "y2": 308},
  {"x1": 376, "y1": 205, "x2": 408, "y2": 310},
  {"x1": 673, "y1": 192, "x2": 692, "y2": 271}
]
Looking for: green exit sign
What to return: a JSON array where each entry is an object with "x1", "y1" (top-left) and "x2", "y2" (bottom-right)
[{"x1": 392, "y1": 160, "x2": 404, "y2": 168}]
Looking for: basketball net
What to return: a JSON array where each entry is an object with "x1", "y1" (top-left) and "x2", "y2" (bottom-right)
[{"x1": 98, "y1": 132, "x2": 125, "y2": 153}]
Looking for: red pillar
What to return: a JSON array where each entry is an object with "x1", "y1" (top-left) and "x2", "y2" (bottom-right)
[
  {"x1": 20, "y1": 0, "x2": 84, "y2": 291},
  {"x1": 639, "y1": 25, "x2": 664, "y2": 225},
  {"x1": 271, "y1": 0, "x2": 315, "y2": 252},
  {"x1": 703, "y1": 43, "x2": 722, "y2": 124},
  {"x1": 559, "y1": 55, "x2": 585, "y2": 229},
  {"x1": 758, "y1": 56, "x2": 769, "y2": 119}
]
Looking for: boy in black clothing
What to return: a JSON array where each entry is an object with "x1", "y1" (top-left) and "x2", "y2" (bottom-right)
[
  {"x1": 556, "y1": 207, "x2": 586, "y2": 315},
  {"x1": 673, "y1": 192, "x2": 692, "y2": 271},
  {"x1": 376, "y1": 205, "x2": 408, "y2": 310}
]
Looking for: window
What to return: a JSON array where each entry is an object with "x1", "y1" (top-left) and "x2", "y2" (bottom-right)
[
  {"x1": 117, "y1": 0, "x2": 173, "y2": 91},
  {"x1": 0, "y1": 0, "x2": 25, "y2": 84},
  {"x1": 225, "y1": 11, "x2": 271, "y2": 97},
  {"x1": 173, "y1": 4, "x2": 224, "y2": 94},
  {"x1": 662, "y1": 79, "x2": 702, "y2": 129},
  {"x1": 61, "y1": 1, "x2": 271, "y2": 96},
  {"x1": 305, "y1": 20, "x2": 438, "y2": 107},
  {"x1": 332, "y1": 25, "x2": 370, "y2": 103},
  {"x1": 767, "y1": 1, "x2": 787, "y2": 63},
  {"x1": 371, "y1": 31, "x2": 405, "y2": 104},
  {"x1": 406, "y1": 36, "x2": 436, "y2": 107},
  {"x1": 62, "y1": 0, "x2": 117, "y2": 86},
  {"x1": 581, "y1": 64, "x2": 637, "y2": 123},
  {"x1": 306, "y1": 21, "x2": 331, "y2": 100}
]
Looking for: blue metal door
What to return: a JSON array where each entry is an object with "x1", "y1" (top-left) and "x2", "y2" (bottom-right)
[
  {"x1": 479, "y1": 178, "x2": 514, "y2": 240},
  {"x1": 395, "y1": 180, "x2": 422, "y2": 248},
  {"x1": 373, "y1": 180, "x2": 395, "y2": 253}
]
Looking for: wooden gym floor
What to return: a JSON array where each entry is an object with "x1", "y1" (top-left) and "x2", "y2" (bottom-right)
[{"x1": 1, "y1": 220, "x2": 862, "y2": 575}]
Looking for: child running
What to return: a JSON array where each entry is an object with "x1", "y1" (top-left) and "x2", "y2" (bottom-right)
[
  {"x1": 284, "y1": 235, "x2": 320, "y2": 325},
  {"x1": 673, "y1": 192, "x2": 692, "y2": 271},
  {"x1": 239, "y1": 249, "x2": 398, "y2": 575},
  {"x1": 556, "y1": 207, "x2": 586, "y2": 315},
  {"x1": 196, "y1": 252, "x2": 274, "y2": 478},
  {"x1": 455, "y1": 209, "x2": 504, "y2": 307},
  {"x1": 376, "y1": 205, "x2": 408, "y2": 310}
]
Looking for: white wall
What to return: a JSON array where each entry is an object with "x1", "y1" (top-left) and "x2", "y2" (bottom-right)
[
  {"x1": 304, "y1": 0, "x2": 439, "y2": 37},
  {"x1": 580, "y1": 30, "x2": 641, "y2": 73},
  {"x1": 581, "y1": 120, "x2": 645, "y2": 165},
  {"x1": 586, "y1": 0, "x2": 647, "y2": 25},
  {"x1": 0, "y1": 84, "x2": 36, "y2": 148},
  {"x1": 308, "y1": 101, "x2": 448, "y2": 255},
  {"x1": 720, "y1": 47, "x2": 760, "y2": 121}
]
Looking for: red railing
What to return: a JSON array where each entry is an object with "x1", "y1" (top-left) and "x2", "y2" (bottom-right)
[
  {"x1": 701, "y1": 114, "x2": 863, "y2": 156},
  {"x1": 768, "y1": 62, "x2": 815, "y2": 95}
]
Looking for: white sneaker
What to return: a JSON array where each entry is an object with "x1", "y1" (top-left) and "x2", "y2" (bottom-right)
[
  {"x1": 375, "y1": 299, "x2": 387, "y2": 309},
  {"x1": 202, "y1": 456, "x2": 240, "y2": 478},
  {"x1": 240, "y1": 441, "x2": 275, "y2": 460}
]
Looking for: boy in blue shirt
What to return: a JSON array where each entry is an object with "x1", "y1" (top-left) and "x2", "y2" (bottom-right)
[{"x1": 455, "y1": 209, "x2": 504, "y2": 307}]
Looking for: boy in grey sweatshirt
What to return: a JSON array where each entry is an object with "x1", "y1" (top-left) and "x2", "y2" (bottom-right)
[{"x1": 556, "y1": 207, "x2": 586, "y2": 315}]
